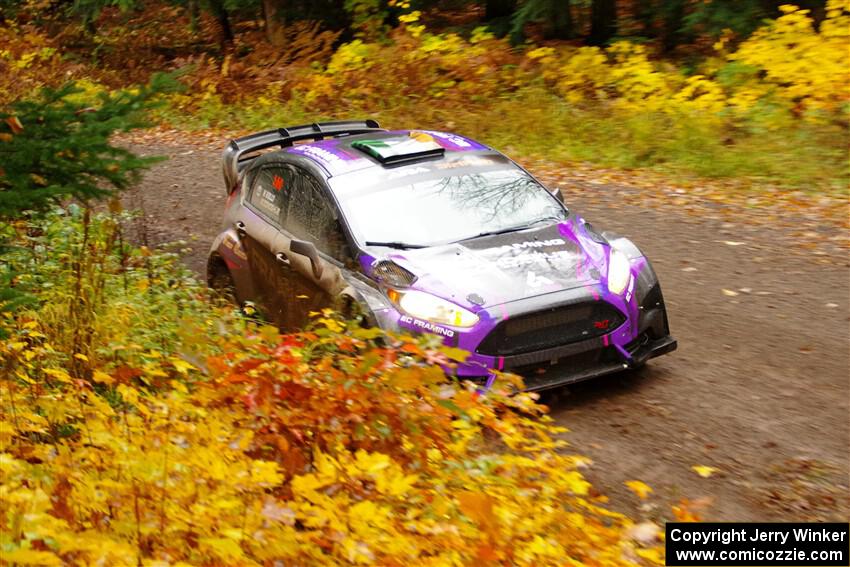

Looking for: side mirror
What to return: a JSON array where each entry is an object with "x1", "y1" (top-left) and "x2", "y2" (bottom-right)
[
  {"x1": 290, "y1": 239, "x2": 323, "y2": 279},
  {"x1": 550, "y1": 186, "x2": 565, "y2": 203}
]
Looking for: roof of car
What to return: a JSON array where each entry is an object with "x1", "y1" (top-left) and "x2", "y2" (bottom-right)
[{"x1": 281, "y1": 130, "x2": 492, "y2": 177}]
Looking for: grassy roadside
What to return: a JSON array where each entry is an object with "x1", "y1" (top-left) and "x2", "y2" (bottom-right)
[{"x1": 160, "y1": 90, "x2": 848, "y2": 194}]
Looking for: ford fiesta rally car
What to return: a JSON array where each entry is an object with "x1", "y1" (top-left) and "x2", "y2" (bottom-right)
[{"x1": 208, "y1": 120, "x2": 677, "y2": 391}]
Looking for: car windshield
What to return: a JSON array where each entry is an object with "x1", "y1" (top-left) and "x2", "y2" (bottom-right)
[{"x1": 336, "y1": 167, "x2": 567, "y2": 248}]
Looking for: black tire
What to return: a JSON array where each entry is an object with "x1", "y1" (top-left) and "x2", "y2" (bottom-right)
[{"x1": 207, "y1": 256, "x2": 236, "y2": 303}]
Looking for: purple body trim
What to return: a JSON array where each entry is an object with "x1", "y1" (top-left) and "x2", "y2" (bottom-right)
[{"x1": 361, "y1": 215, "x2": 650, "y2": 381}]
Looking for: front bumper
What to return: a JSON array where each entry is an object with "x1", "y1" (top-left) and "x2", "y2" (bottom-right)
[
  {"x1": 513, "y1": 333, "x2": 677, "y2": 392},
  {"x1": 360, "y1": 226, "x2": 677, "y2": 391},
  {"x1": 371, "y1": 279, "x2": 676, "y2": 392}
]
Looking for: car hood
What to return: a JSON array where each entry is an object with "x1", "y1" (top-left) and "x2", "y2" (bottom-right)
[{"x1": 374, "y1": 219, "x2": 610, "y2": 310}]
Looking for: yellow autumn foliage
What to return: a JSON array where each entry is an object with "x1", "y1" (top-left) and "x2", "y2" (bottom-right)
[
  {"x1": 731, "y1": 1, "x2": 850, "y2": 117},
  {"x1": 297, "y1": 0, "x2": 849, "y2": 127},
  {"x1": 1, "y1": 211, "x2": 664, "y2": 565},
  {"x1": 525, "y1": 0, "x2": 849, "y2": 123}
]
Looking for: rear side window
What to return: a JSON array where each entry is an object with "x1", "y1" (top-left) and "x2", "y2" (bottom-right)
[
  {"x1": 285, "y1": 170, "x2": 348, "y2": 259},
  {"x1": 248, "y1": 165, "x2": 293, "y2": 225}
]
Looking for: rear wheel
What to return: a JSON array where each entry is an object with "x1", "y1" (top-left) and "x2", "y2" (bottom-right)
[{"x1": 207, "y1": 256, "x2": 236, "y2": 303}]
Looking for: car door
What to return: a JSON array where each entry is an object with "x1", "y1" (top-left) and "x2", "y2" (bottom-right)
[
  {"x1": 239, "y1": 162, "x2": 298, "y2": 328},
  {"x1": 279, "y1": 166, "x2": 353, "y2": 329}
]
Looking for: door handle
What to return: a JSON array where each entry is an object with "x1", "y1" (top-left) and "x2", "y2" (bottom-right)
[
  {"x1": 235, "y1": 221, "x2": 247, "y2": 235},
  {"x1": 275, "y1": 252, "x2": 290, "y2": 266}
]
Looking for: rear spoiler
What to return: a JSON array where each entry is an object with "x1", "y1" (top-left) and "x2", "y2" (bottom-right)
[{"x1": 221, "y1": 119, "x2": 385, "y2": 193}]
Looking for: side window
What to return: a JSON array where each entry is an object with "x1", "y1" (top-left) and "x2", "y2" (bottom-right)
[
  {"x1": 285, "y1": 170, "x2": 349, "y2": 260},
  {"x1": 248, "y1": 164, "x2": 293, "y2": 226}
]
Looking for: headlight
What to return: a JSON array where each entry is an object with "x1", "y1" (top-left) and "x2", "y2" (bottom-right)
[
  {"x1": 607, "y1": 249, "x2": 632, "y2": 295},
  {"x1": 387, "y1": 289, "x2": 479, "y2": 328}
]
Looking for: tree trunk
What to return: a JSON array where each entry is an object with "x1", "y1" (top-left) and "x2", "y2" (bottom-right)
[
  {"x1": 485, "y1": 0, "x2": 516, "y2": 20},
  {"x1": 207, "y1": 0, "x2": 234, "y2": 47},
  {"x1": 588, "y1": 0, "x2": 617, "y2": 46},
  {"x1": 187, "y1": 0, "x2": 200, "y2": 34},
  {"x1": 547, "y1": 0, "x2": 573, "y2": 39},
  {"x1": 634, "y1": 0, "x2": 655, "y2": 38},
  {"x1": 662, "y1": 0, "x2": 685, "y2": 51},
  {"x1": 263, "y1": 0, "x2": 288, "y2": 47}
]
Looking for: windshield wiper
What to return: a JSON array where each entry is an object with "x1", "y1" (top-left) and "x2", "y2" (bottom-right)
[
  {"x1": 456, "y1": 216, "x2": 564, "y2": 243},
  {"x1": 364, "y1": 241, "x2": 428, "y2": 250}
]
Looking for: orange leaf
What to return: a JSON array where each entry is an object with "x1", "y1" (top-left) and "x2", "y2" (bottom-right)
[
  {"x1": 476, "y1": 543, "x2": 500, "y2": 561},
  {"x1": 458, "y1": 491, "x2": 495, "y2": 528},
  {"x1": 5, "y1": 116, "x2": 23, "y2": 134}
]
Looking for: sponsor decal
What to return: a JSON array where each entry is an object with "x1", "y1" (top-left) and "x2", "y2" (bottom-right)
[
  {"x1": 288, "y1": 144, "x2": 361, "y2": 172},
  {"x1": 497, "y1": 249, "x2": 574, "y2": 269},
  {"x1": 490, "y1": 238, "x2": 566, "y2": 254},
  {"x1": 272, "y1": 174, "x2": 284, "y2": 191},
  {"x1": 400, "y1": 315, "x2": 456, "y2": 338},
  {"x1": 232, "y1": 242, "x2": 247, "y2": 260},
  {"x1": 486, "y1": 238, "x2": 575, "y2": 269},
  {"x1": 594, "y1": 319, "x2": 611, "y2": 330},
  {"x1": 386, "y1": 166, "x2": 430, "y2": 179},
  {"x1": 255, "y1": 188, "x2": 280, "y2": 217},
  {"x1": 526, "y1": 271, "x2": 554, "y2": 288},
  {"x1": 289, "y1": 145, "x2": 342, "y2": 162},
  {"x1": 423, "y1": 130, "x2": 486, "y2": 151},
  {"x1": 434, "y1": 156, "x2": 495, "y2": 170}
]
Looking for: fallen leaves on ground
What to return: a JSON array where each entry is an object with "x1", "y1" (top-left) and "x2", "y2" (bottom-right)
[{"x1": 692, "y1": 465, "x2": 720, "y2": 478}]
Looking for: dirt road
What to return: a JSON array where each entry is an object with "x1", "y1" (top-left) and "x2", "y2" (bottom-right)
[{"x1": 129, "y1": 142, "x2": 849, "y2": 522}]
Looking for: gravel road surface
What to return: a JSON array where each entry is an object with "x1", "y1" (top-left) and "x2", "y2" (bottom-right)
[{"x1": 127, "y1": 143, "x2": 849, "y2": 522}]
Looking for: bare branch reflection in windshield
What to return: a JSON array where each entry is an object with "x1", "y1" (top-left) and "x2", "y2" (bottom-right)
[{"x1": 430, "y1": 173, "x2": 549, "y2": 224}]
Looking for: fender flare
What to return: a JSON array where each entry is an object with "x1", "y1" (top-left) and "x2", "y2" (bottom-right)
[{"x1": 338, "y1": 285, "x2": 379, "y2": 327}]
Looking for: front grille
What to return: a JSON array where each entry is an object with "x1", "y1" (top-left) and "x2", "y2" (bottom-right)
[
  {"x1": 476, "y1": 301, "x2": 625, "y2": 357},
  {"x1": 511, "y1": 349, "x2": 602, "y2": 379}
]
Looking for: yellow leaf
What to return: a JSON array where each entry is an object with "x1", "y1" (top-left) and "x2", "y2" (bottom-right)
[
  {"x1": 625, "y1": 479, "x2": 653, "y2": 499},
  {"x1": 692, "y1": 465, "x2": 719, "y2": 478},
  {"x1": 43, "y1": 368, "x2": 72, "y2": 383},
  {"x1": 74, "y1": 352, "x2": 89, "y2": 362},
  {"x1": 2, "y1": 549, "x2": 61, "y2": 566},
  {"x1": 15, "y1": 370, "x2": 34, "y2": 384},
  {"x1": 439, "y1": 346, "x2": 470, "y2": 362},
  {"x1": 92, "y1": 371, "x2": 114, "y2": 384},
  {"x1": 169, "y1": 357, "x2": 196, "y2": 375},
  {"x1": 636, "y1": 547, "x2": 664, "y2": 563}
]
